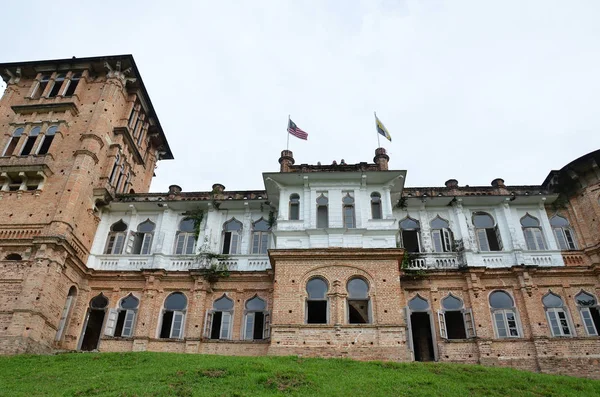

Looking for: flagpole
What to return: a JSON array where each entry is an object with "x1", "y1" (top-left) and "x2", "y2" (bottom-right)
[
  {"x1": 374, "y1": 111, "x2": 381, "y2": 148},
  {"x1": 287, "y1": 114, "x2": 290, "y2": 151}
]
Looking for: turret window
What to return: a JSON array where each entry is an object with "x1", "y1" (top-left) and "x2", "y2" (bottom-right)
[
  {"x1": 20, "y1": 127, "x2": 40, "y2": 156},
  {"x1": 31, "y1": 75, "x2": 50, "y2": 99},
  {"x1": 370, "y1": 192, "x2": 382, "y2": 219},
  {"x1": 63, "y1": 73, "x2": 81, "y2": 97},
  {"x1": 48, "y1": 74, "x2": 65, "y2": 98},
  {"x1": 37, "y1": 126, "x2": 57, "y2": 155},
  {"x1": 520, "y1": 214, "x2": 547, "y2": 251},
  {"x1": 109, "y1": 154, "x2": 120, "y2": 184},
  {"x1": 473, "y1": 212, "x2": 503, "y2": 252},
  {"x1": 550, "y1": 215, "x2": 577, "y2": 250},
  {"x1": 2, "y1": 127, "x2": 24, "y2": 157},
  {"x1": 289, "y1": 193, "x2": 300, "y2": 220}
]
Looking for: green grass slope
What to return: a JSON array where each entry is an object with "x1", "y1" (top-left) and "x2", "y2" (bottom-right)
[{"x1": 0, "y1": 352, "x2": 598, "y2": 396}]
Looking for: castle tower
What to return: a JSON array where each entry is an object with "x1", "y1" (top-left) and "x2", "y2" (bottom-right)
[{"x1": 0, "y1": 55, "x2": 172, "y2": 353}]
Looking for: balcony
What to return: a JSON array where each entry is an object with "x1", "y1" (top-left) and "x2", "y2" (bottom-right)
[
  {"x1": 405, "y1": 252, "x2": 462, "y2": 270},
  {"x1": 89, "y1": 254, "x2": 272, "y2": 272}
]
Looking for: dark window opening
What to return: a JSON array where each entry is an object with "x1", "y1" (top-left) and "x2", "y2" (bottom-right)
[
  {"x1": 37, "y1": 135, "x2": 54, "y2": 155},
  {"x1": 64, "y1": 74, "x2": 80, "y2": 97},
  {"x1": 317, "y1": 206, "x2": 328, "y2": 228},
  {"x1": 371, "y1": 192, "x2": 382, "y2": 219},
  {"x1": 210, "y1": 311, "x2": 223, "y2": 339},
  {"x1": 253, "y1": 312, "x2": 265, "y2": 339},
  {"x1": 486, "y1": 228, "x2": 501, "y2": 251},
  {"x1": 290, "y1": 203, "x2": 299, "y2": 220},
  {"x1": 222, "y1": 232, "x2": 232, "y2": 254},
  {"x1": 160, "y1": 311, "x2": 174, "y2": 338},
  {"x1": 411, "y1": 312, "x2": 434, "y2": 362},
  {"x1": 445, "y1": 311, "x2": 467, "y2": 339},
  {"x1": 3, "y1": 137, "x2": 20, "y2": 157},
  {"x1": 348, "y1": 300, "x2": 369, "y2": 324},
  {"x1": 114, "y1": 311, "x2": 127, "y2": 337},
  {"x1": 591, "y1": 307, "x2": 600, "y2": 332},
  {"x1": 20, "y1": 136, "x2": 38, "y2": 156},
  {"x1": 307, "y1": 301, "x2": 327, "y2": 324},
  {"x1": 33, "y1": 76, "x2": 50, "y2": 98},
  {"x1": 402, "y1": 230, "x2": 420, "y2": 252},
  {"x1": 48, "y1": 75, "x2": 65, "y2": 98},
  {"x1": 5, "y1": 253, "x2": 22, "y2": 260},
  {"x1": 80, "y1": 310, "x2": 105, "y2": 351}
]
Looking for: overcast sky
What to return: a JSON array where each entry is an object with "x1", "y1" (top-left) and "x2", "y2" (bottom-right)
[{"x1": 1, "y1": 1, "x2": 599, "y2": 192}]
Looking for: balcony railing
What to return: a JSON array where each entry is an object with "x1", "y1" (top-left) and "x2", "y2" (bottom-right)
[
  {"x1": 89, "y1": 254, "x2": 272, "y2": 272},
  {"x1": 406, "y1": 252, "x2": 462, "y2": 270}
]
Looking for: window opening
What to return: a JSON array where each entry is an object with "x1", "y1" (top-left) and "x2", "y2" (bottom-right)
[
  {"x1": 105, "y1": 294, "x2": 140, "y2": 338},
  {"x1": 5, "y1": 253, "x2": 22, "y2": 260},
  {"x1": 316, "y1": 194, "x2": 329, "y2": 228},
  {"x1": 108, "y1": 154, "x2": 120, "y2": 183},
  {"x1": 306, "y1": 278, "x2": 328, "y2": 324},
  {"x1": 347, "y1": 278, "x2": 370, "y2": 324},
  {"x1": 222, "y1": 219, "x2": 243, "y2": 254},
  {"x1": 63, "y1": 73, "x2": 81, "y2": 97},
  {"x1": 400, "y1": 217, "x2": 421, "y2": 253},
  {"x1": 205, "y1": 295, "x2": 234, "y2": 340},
  {"x1": 521, "y1": 214, "x2": 547, "y2": 250},
  {"x1": 489, "y1": 291, "x2": 520, "y2": 338},
  {"x1": 132, "y1": 219, "x2": 155, "y2": 255},
  {"x1": 37, "y1": 126, "x2": 57, "y2": 155},
  {"x1": 575, "y1": 291, "x2": 600, "y2": 336},
  {"x1": 473, "y1": 212, "x2": 503, "y2": 251},
  {"x1": 80, "y1": 293, "x2": 108, "y2": 351},
  {"x1": 289, "y1": 193, "x2": 300, "y2": 220},
  {"x1": 32, "y1": 75, "x2": 50, "y2": 98},
  {"x1": 244, "y1": 296, "x2": 269, "y2": 340},
  {"x1": 174, "y1": 218, "x2": 196, "y2": 255},
  {"x1": 160, "y1": 292, "x2": 187, "y2": 339},
  {"x1": 342, "y1": 193, "x2": 356, "y2": 228},
  {"x1": 407, "y1": 295, "x2": 434, "y2": 362},
  {"x1": 48, "y1": 74, "x2": 65, "y2": 98},
  {"x1": 20, "y1": 126, "x2": 40, "y2": 156},
  {"x1": 105, "y1": 220, "x2": 128, "y2": 254},
  {"x1": 2, "y1": 127, "x2": 24, "y2": 156},
  {"x1": 550, "y1": 215, "x2": 577, "y2": 250},
  {"x1": 251, "y1": 218, "x2": 270, "y2": 255},
  {"x1": 430, "y1": 216, "x2": 453, "y2": 253},
  {"x1": 542, "y1": 292, "x2": 572, "y2": 337},
  {"x1": 55, "y1": 286, "x2": 77, "y2": 342},
  {"x1": 438, "y1": 294, "x2": 475, "y2": 340},
  {"x1": 370, "y1": 192, "x2": 382, "y2": 219}
]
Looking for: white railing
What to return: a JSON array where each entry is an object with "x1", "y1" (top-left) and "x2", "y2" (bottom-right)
[
  {"x1": 90, "y1": 254, "x2": 271, "y2": 272},
  {"x1": 405, "y1": 253, "x2": 461, "y2": 270}
]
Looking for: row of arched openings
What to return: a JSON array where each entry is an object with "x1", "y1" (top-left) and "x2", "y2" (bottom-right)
[{"x1": 288, "y1": 192, "x2": 383, "y2": 226}]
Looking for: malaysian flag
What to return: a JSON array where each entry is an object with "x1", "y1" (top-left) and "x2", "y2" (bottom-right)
[{"x1": 287, "y1": 118, "x2": 308, "y2": 140}]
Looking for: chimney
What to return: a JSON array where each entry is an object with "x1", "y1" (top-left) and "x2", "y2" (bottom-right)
[
  {"x1": 491, "y1": 178, "x2": 505, "y2": 188},
  {"x1": 373, "y1": 148, "x2": 389, "y2": 171},
  {"x1": 445, "y1": 179, "x2": 458, "y2": 188},
  {"x1": 278, "y1": 150, "x2": 295, "y2": 172}
]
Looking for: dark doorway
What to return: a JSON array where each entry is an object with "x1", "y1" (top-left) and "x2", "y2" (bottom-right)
[
  {"x1": 80, "y1": 310, "x2": 106, "y2": 351},
  {"x1": 411, "y1": 312, "x2": 434, "y2": 362}
]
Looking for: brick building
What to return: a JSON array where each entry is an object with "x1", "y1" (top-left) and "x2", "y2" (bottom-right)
[{"x1": 0, "y1": 55, "x2": 599, "y2": 379}]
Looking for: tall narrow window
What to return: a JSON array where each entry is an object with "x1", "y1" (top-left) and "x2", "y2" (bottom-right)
[
  {"x1": 132, "y1": 219, "x2": 155, "y2": 255},
  {"x1": 400, "y1": 217, "x2": 421, "y2": 253},
  {"x1": 63, "y1": 73, "x2": 81, "y2": 97},
  {"x1": 160, "y1": 292, "x2": 187, "y2": 339},
  {"x1": 306, "y1": 277, "x2": 328, "y2": 324},
  {"x1": 289, "y1": 193, "x2": 300, "y2": 220},
  {"x1": 243, "y1": 296, "x2": 270, "y2": 340},
  {"x1": 489, "y1": 291, "x2": 520, "y2": 338},
  {"x1": 2, "y1": 127, "x2": 24, "y2": 156},
  {"x1": 105, "y1": 294, "x2": 140, "y2": 338},
  {"x1": 251, "y1": 218, "x2": 270, "y2": 255},
  {"x1": 137, "y1": 123, "x2": 147, "y2": 146},
  {"x1": 347, "y1": 278, "x2": 370, "y2": 324},
  {"x1": 174, "y1": 218, "x2": 196, "y2": 255},
  {"x1": 473, "y1": 212, "x2": 503, "y2": 251},
  {"x1": 37, "y1": 126, "x2": 57, "y2": 155},
  {"x1": 55, "y1": 286, "x2": 77, "y2": 342},
  {"x1": 32, "y1": 75, "x2": 50, "y2": 99},
  {"x1": 550, "y1": 215, "x2": 577, "y2": 250},
  {"x1": 438, "y1": 294, "x2": 475, "y2": 340},
  {"x1": 20, "y1": 127, "x2": 40, "y2": 156},
  {"x1": 204, "y1": 295, "x2": 234, "y2": 340},
  {"x1": 115, "y1": 164, "x2": 125, "y2": 191},
  {"x1": 122, "y1": 173, "x2": 131, "y2": 194},
  {"x1": 575, "y1": 291, "x2": 600, "y2": 336},
  {"x1": 406, "y1": 295, "x2": 435, "y2": 362},
  {"x1": 105, "y1": 220, "x2": 128, "y2": 254},
  {"x1": 521, "y1": 214, "x2": 547, "y2": 251},
  {"x1": 48, "y1": 74, "x2": 65, "y2": 98},
  {"x1": 370, "y1": 192, "x2": 382, "y2": 219},
  {"x1": 316, "y1": 194, "x2": 328, "y2": 228},
  {"x1": 108, "y1": 154, "x2": 120, "y2": 184},
  {"x1": 542, "y1": 292, "x2": 572, "y2": 337},
  {"x1": 80, "y1": 294, "x2": 109, "y2": 351},
  {"x1": 222, "y1": 219, "x2": 243, "y2": 254},
  {"x1": 342, "y1": 193, "x2": 356, "y2": 228},
  {"x1": 430, "y1": 216, "x2": 453, "y2": 253},
  {"x1": 128, "y1": 103, "x2": 139, "y2": 128}
]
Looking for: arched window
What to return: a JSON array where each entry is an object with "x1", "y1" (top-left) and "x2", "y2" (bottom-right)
[
  {"x1": 222, "y1": 219, "x2": 243, "y2": 254},
  {"x1": 121, "y1": 173, "x2": 131, "y2": 194},
  {"x1": 128, "y1": 102, "x2": 139, "y2": 128},
  {"x1": 408, "y1": 295, "x2": 429, "y2": 311},
  {"x1": 400, "y1": 217, "x2": 421, "y2": 253},
  {"x1": 289, "y1": 193, "x2": 300, "y2": 220},
  {"x1": 115, "y1": 164, "x2": 125, "y2": 192},
  {"x1": 160, "y1": 292, "x2": 187, "y2": 339},
  {"x1": 520, "y1": 214, "x2": 546, "y2": 251},
  {"x1": 55, "y1": 286, "x2": 77, "y2": 342},
  {"x1": 306, "y1": 277, "x2": 328, "y2": 324},
  {"x1": 105, "y1": 294, "x2": 140, "y2": 338},
  {"x1": 575, "y1": 291, "x2": 600, "y2": 336},
  {"x1": 370, "y1": 192, "x2": 382, "y2": 220},
  {"x1": 542, "y1": 292, "x2": 572, "y2": 337},
  {"x1": 316, "y1": 194, "x2": 328, "y2": 228},
  {"x1": 489, "y1": 291, "x2": 520, "y2": 338},
  {"x1": 37, "y1": 126, "x2": 57, "y2": 155},
  {"x1": 104, "y1": 220, "x2": 128, "y2": 254},
  {"x1": 133, "y1": 219, "x2": 155, "y2": 255},
  {"x1": 204, "y1": 295, "x2": 234, "y2": 340},
  {"x1": 64, "y1": 73, "x2": 81, "y2": 97},
  {"x1": 550, "y1": 215, "x2": 577, "y2": 250},
  {"x1": 108, "y1": 154, "x2": 120, "y2": 184},
  {"x1": 32, "y1": 74, "x2": 50, "y2": 99},
  {"x1": 48, "y1": 74, "x2": 66, "y2": 97},
  {"x1": 347, "y1": 278, "x2": 370, "y2": 324},
  {"x1": 20, "y1": 126, "x2": 40, "y2": 156},
  {"x1": 4, "y1": 253, "x2": 22, "y2": 260},
  {"x1": 438, "y1": 294, "x2": 475, "y2": 339},
  {"x1": 342, "y1": 193, "x2": 356, "y2": 229},
  {"x1": 2, "y1": 127, "x2": 24, "y2": 157},
  {"x1": 251, "y1": 218, "x2": 270, "y2": 255},
  {"x1": 80, "y1": 293, "x2": 109, "y2": 351},
  {"x1": 174, "y1": 218, "x2": 196, "y2": 255},
  {"x1": 406, "y1": 295, "x2": 435, "y2": 362},
  {"x1": 430, "y1": 216, "x2": 453, "y2": 253},
  {"x1": 243, "y1": 296, "x2": 270, "y2": 340},
  {"x1": 473, "y1": 212, "x2": 503, "y2": 252}
]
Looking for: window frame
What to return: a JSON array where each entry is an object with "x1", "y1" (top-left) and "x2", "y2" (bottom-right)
[
  {"x1": 370, "y1": 192, "x2": 383, "y2": 220},
  {"x1": 399, "y1": 217, "x2": 422, "y2": 253},
  {"x1": 251, "y1": 218, "x2": 270, "y2": 255},
  {"x1": 316, "y1": 193, "x2": 329, "y2": 228},
  {"x1": 550, "y1": 215, "x2": 577, "y2": 250},
  {"x1": 221, "y1": 218, "x2": 243, "y2": 255},
  {"x1": 159, "y1": 292, "x2": 187, "y2": 339},
  {"x1": 489, "y1": 290, "x2": 521, "y2": 339},
  {"x1": 520, "y1": 214, "x2": 547, "y2": 251},
  {"x1": 437, "y1": 294, "x2": 476, "y2": 340},
  {"x1": 342, "y1": 192, "x2": 356, "y2": 229},
  {"x1": 289, "y1": 193, "x2": 301, "y2": 220},
  {"x1": 346, "y1": 277, "x2": 371, "y2": 324},
  {"x1": 104, "y1": 220, "x2": 128, "y2": 255},
  {"x1": 204, "y1": 295, "x2": 235, "y2": 340},
  {"x1": 174, "y1": 218, "x2": 196, "y2": 255},
  {"x1": 575, "y1": 291, "x2": 600, "y2": 336},
  {"x1": 2, "y1": 127, "x2": 24, "y2": 157},
  {"x1": 473, "y1": 212, "x2": 503, "y2": 252},
  {"x1": 242, "y1": 295, "x2": 270, "y2": 340},
  {"x1": 430, "y1": 216, "x2": 454, "y2": 253},
  {"x1": 306, "y1": 277, "x2": 329, "y2": 324}
]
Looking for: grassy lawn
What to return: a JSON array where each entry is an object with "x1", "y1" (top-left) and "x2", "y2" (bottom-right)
[{"x1": 0, "y1": 352, "x2": 598, "y2": 396}]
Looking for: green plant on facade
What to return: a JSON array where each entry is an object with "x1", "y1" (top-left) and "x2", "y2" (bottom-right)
[
  {"x1": 195, "y1": 236, "x2": 230, "y2": 283},
  {"x1": 396, "y1": 196, "x2": 407, "y2": 210},
  {"x1": 400, "y1": 251, "x2": 427, "y2": 278},
  {"x1": 268, "y1": 210, "x2": 277, "y2": 228}
]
